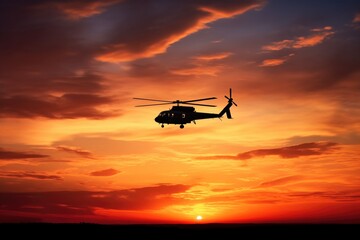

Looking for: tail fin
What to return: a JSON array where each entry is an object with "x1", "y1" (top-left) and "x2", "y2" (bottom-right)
[{"x1": 218, "y1": 88, "x2": 237, "y2": 119}]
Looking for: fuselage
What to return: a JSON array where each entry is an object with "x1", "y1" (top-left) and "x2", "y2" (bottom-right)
[{"x1": 154, "y1": 110, "x2": 219, "y2": 124}]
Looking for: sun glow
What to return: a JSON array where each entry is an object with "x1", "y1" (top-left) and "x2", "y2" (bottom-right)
[{"x1": 196, "y1": 215, "x2": 203, "y2": 221}]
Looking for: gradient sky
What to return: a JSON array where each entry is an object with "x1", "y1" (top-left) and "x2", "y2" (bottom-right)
[{"x1": 1, "y1": 0, "x2": 360, "y2": 223}]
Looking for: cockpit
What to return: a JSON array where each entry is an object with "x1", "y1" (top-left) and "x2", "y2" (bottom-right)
[{"x1": 158, "y1": 112, "x2": 167, "y2": 117}]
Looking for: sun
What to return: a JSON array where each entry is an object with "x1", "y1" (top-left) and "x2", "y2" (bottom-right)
[{"x1": 196, "y1": 215, "x2": 203, "y2": 221}]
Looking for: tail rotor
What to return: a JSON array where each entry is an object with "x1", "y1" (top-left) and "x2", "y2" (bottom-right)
[{"x1": 225, "y1": 88, "x2": 237, "y2": 106}]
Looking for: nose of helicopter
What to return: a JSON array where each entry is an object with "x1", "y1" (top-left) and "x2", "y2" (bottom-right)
[{"x1": 155, "y1": 116, "x2": 160, "y2": 123}]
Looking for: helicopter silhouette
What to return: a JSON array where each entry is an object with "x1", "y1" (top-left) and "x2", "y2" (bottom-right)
[{"x1": 134, "y1": 88, "x2": 237, "y2": 129}]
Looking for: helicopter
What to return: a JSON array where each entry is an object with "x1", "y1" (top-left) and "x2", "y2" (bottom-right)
[{"x1": 134, "y1": 88, "x2": 237, "y2": 129}]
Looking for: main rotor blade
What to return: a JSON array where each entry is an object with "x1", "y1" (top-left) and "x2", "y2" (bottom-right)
[
  {"x1": 133, "y1": 98, "x2": 172, "y2": 103},
  {"x1": 233, "y1": 101, "x2": 238, "y2": 107},
  {"x1": 183, "y1": 102, "x2": 216, "y2": 107},
  {"x1": 182, "y1": 97, "x2": 217, "y2": 103},
  {"x1": 230, "y1": 88, "x2": 232, "y2": 98},
  {"x1": 135, "y1": 103, "x2": 173, "y2": 107}
]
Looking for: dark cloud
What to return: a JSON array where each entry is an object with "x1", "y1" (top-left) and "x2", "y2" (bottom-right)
[
  {"x1": 0, "y1": 1, "x2": 119, "y2": 119},
  {"x1": 0, "y1": 94, "x2": 117, "y2": 119},
  {"x1": 95, "y1": 0, "x2": 264, "y2": 62},
  {"x1": 43, "y1": 0, "x2": 121, "y2": 20},
  {"x1": 287, "y1": 133, "x2": 360, "y2": 145},
  {"x1": 0, "y1": 148, "x2": 48, "y2": 160},
  {"x1": 0, "y1": 171, "x2": 62, "y2": 181},
  {"x1": 0, "y1": 0, "x2": 264, "y2": 119},
  {"x1": 257, "y1": 175, "x2": 304, "y2": 188},
  {"x1": 287, "y1": 190, "x2": 360, "y2": 202},
  {"x1": 90, "y1": 168, "x2": 119, "y2": 176},
  {"x1": 56, "y1": 145, "x2": 94, "y2": 158},
  {"x1": 0, "y1": 184, "x2": 190, "y2": 217},
  {"x1": 196, "y1": 142, "x2": 338, "y2": 160}
]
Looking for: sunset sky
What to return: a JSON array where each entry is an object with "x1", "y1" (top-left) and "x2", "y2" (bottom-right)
[{"x1": 1, "y1": 0, "x2": 360, "y2": 223}]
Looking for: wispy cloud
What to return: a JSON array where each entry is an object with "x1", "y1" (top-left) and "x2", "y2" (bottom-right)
[
  {"x1": 170, "y1": 65, "x2": 223, "y2": 76},
  {"x1": 262, "y1": 26, "x2": 334, "y2": 51},
  {"x1": 262, "y1": 39, "x2": 294, "y2": 51},
  {"x1": 0, "y1": 148, "x2": 48, "y2": 160},
  {"x1": 260, "y1": 58, "x2": 287, "y2": 67},
  {"x1": 193, "y1": 52, "x2": 232, "y2": 61},
  {"x1": 293, "y1": 27, "x2": 334, "y2": 48},
  {"x1": 256, "y1": 175, "x2": 304, "y2": 188},
  {"x1": 196, "y1": 142, "x2": 338, "y2": 160},
  {"x1": 45, "y1": 0, "x2": 120, "y2": 20},
  {"x1": 0, "y1": 171, "x2": 62, "y2": 180},
  {"x1": 90, "y1": 168, "x2": 120, "y2": 176},
  {"x1": 56, "y1": 145, "x2": 94, "y2": 159},
  {"x1": 260, "y1": 53, "x2": 294, "y2": 67}
]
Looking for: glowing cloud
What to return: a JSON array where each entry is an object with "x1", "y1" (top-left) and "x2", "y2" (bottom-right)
[
  {"x1": 193, "y1": 52, "x2": 233, "y2": 61},
  {"x1": 262, "y1": 39, "x2": 294, "y2": 51},
  {"x1": 170, "y1": 65, "x2": 223, "y2": 76},
  {"x1": 262, "y1": 26, "x2": 334, "y2": 51},
  {"x1": 260, "y1": 53, "x2": 294, "y2": 67},
  {"x1": 293, "y1": 29, "x2": 334, "y2": 48},
  {"x1": 260, "y1": 58, "x2": 287, "y2": 67}
]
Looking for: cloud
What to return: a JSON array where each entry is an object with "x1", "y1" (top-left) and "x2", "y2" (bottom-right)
[
  {"x1": 0, "y1": 148, "x2": 48, "y2": 160},
  {"x1": 95, "y1": 0, "x2": 264, "y2": 62},
  {"x1": 0, "y1": 94, "x2": 118, "y2": 119},
  {"x1": 196, "y1": 142, "x2": 338, "y2": 160},
  {"x1": 90, "y1": 168, "x2": 120, "y2": 176},
  {"x1": 0, "y1": 184, "x2": 191, "y2": 218},
  {"x1": 262, "y1": 39, "x2": 294, "y2": 51},
  {"x1": 56, "y1": 145, "x2": 94, "y2": 159},
  {"x1": 0, "y1": 3, "x2": 123, "y2": 120},
  {"x1": 260, "y1": 53, "x2": 294, "y2": 67},
  {"x1": 170, "y1": 65, "x2": 223, "y2": 76},
  {"x1": 286, "y1": 133, "x2": 360, "y2": 145},
  {"x1": 47, "y1": 0, "x2": 120, "y2": 20},
  {"x1": 262, "y1": 26, "x2": 334, "y2": 51},
  {"x1": 260, "y1": 58, "x2": 287, "y2": 67},
  {"x1": 193, "y1": 52, "x2": 232, "y2": 61},
  {"x1": 287, "y1": 190, "x2": 360, "y2": 202},
  {"x1": 257, "y1": 175, "x2": 304, "y2": 188},
  {"x1": 293, "y1": 28, "x2": 334, "y2": 48},
  {"x1": 171, "y1": 51, "x2": 232, "y2": 76},
  {"x1": 0, "y1": 171, "x2": 62, "y2": 181},
  {"x1": 353, "y1": 13, "x2": 360, "y2": 23}
]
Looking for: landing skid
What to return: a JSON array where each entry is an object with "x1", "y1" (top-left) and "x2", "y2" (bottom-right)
[{"x1": 160, "y1": 124, "x2": 185, "y2": 129}]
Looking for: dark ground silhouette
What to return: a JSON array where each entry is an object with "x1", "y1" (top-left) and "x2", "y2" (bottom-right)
[{"x1": 0, "y1": 223, "x2": 358, "y2": 239}]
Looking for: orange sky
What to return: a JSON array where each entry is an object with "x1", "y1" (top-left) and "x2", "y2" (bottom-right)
[{"x1": 0, "y1": 0, "x2": 359, "y2": 223}]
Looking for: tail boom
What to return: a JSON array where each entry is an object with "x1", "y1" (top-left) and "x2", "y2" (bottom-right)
[{"x1": 218, "y1": 102, "x2": 233, "y2": 119}]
